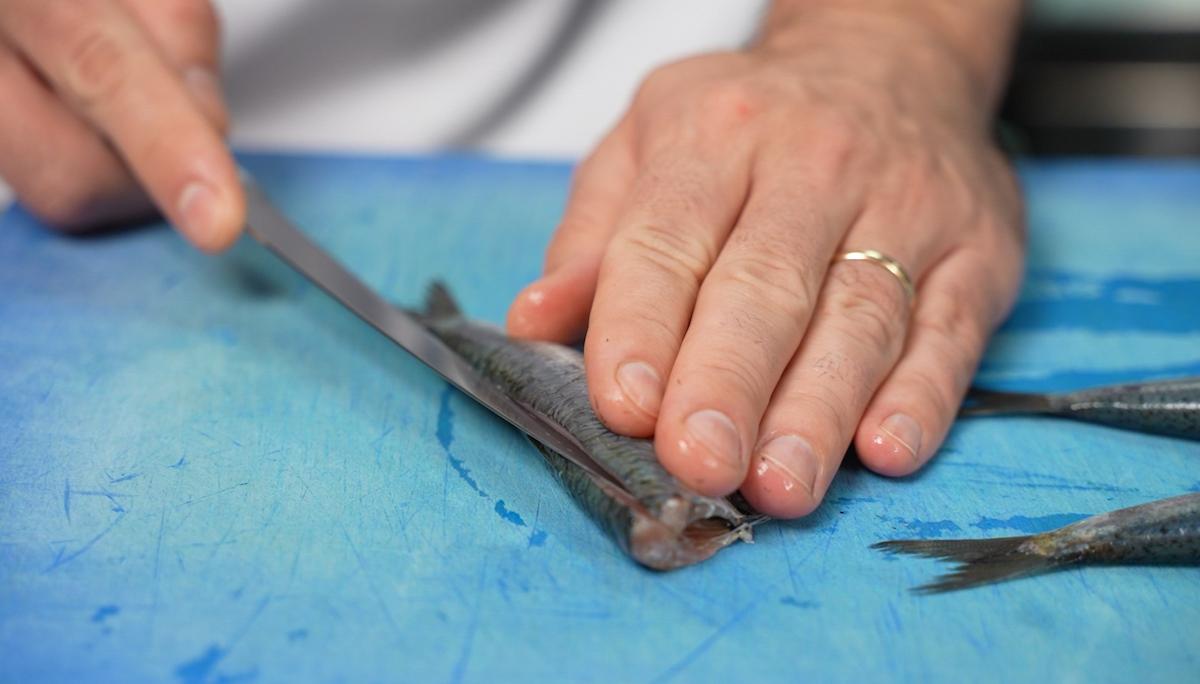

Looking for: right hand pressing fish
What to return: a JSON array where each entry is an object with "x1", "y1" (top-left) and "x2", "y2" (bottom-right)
[
  {"x1": 0, "y1": 0, "x2": 243, "y2": 251},
  {"x1": 508, "y1": 1, "x2": 1028, "y2": 518}
]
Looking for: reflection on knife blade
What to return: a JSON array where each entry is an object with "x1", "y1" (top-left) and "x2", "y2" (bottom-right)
[{"x1": 241, "y1": 173, "x2": 762, "y2": 569}]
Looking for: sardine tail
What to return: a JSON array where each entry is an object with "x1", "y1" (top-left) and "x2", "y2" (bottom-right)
[
  {"x1": 874, "y1": 536, "x2": 1057, "y2": 593},
  {"x1": 959, "y1": 387, "x2": 1055, "y2": 417},
  {"x1": 423, "y1": 280, "x2": 463, "y2": 320}
]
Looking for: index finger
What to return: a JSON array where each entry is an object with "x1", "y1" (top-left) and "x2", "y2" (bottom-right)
[{"x1": 0, "y1": 0, "x2": 243, "y2": 251}]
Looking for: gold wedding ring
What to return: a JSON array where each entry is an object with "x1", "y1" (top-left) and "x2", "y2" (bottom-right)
[{"x1": 834, "y1": 250, "x2": 916, "y2": 303}]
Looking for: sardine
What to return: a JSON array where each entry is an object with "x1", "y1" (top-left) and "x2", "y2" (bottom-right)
[
  {"x1": 961, "y1": 377, "x2": 1200, "y2": 440},
  {"x1": 873, "y1": 492, "x2": 1200, "y2": 593},
  {"x1": 415, "y1": 283, "x2": 762, "y2": 570}
]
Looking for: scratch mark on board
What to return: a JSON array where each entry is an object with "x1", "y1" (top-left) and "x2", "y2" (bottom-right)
[
  {"x1": 450, "y1": 559, "x2": 489, "y2": 683},
  {"x1": 178, "y1": 482, "x2": 250, "y2": 507},
  {"x1": 527, "y1": 501, "x2": 546, "y2": 547},
  {"x1": 45, "y1": 512, "x2": 126, "y2": 572},
  {"x1": 339, "y1": 523, "x2": 400, "y2": 637},
  {"x1": 651, "y1": 595, "x2": 764, "y2": 683},
  {"x1": 63, "y1": 479, "x2": 71, "y2": 523}
]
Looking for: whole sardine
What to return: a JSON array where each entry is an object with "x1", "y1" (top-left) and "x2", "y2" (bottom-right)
[
  {"x1": 415, "y1": 284, "x2": 762, "y2": 570},
  {"x1": 874, "y1": 492, "x2": 1200, "y2": 592},
  {"x1": 961, "y1": 377, "x2": 1200, "y2": 440}
]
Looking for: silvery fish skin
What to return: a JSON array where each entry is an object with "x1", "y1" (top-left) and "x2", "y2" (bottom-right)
[
  {"x1": 874, "y1": 492, "x2": 1200, "y2": 593},
  {"x1": 961, "y1": 377, "x2": 1200, "y2": 440},
  {"x1": 416, "y1": 284, "x2": 760, "y2": 570}
]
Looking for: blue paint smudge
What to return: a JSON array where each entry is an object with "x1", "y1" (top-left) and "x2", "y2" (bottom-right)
[
  {"x1": 437, "y1": 386, "x2": 488, "y2": 498},
  {"x1": 174, "y1": 644, "x2": 226, "y2": 684},
  {"x1": 436, "y1": 386, "x2": 455, "y2": 450},
  {"x1": 780, "y1": 597, "x2": 818, "y2": 609},
  {"x1": 879, "y1": 516, "x2": 962, "y2": 537},
  {"x1": 1000, "y1": 272, "x2": 1200, "y2": 334},
  {"x1": 210, "y1": 326, "x2": 238, "y2": 347},
  {"x1": 109, "y1": 472, "x2": 139, "y2": 484},
  {"x1": 1186, "y1": 482, "x2": 1200, "y2": 493},
  {"x1": 830, "y1": 496, "x2": 881, "y2": 506},
  {"x1": 973, "y1": 513, "x2": 1090, "y2": 533},
  {"x1": 494, "y1": 500, "x2": 526, "y2": 526},
  {"x1": 170, "y1": 456, "x2": 187, "y2": 469},
  {"x1": 528, "y1": 530, "x2": 548, "y2": 547},
  {"x1": 214, "y1": 668, "x2": 259, "y2": 683},
  {"x1": 448, "y1": 456, "x2": 486, "y2": 498},
  {"x1": 287, "y1": 628, "x2": 308, "y2": 642},
  {"x1": 91, "y1": 605, "x2": 119, "y2": 623}
]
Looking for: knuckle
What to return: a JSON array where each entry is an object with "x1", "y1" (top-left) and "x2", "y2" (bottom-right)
[
  {"x1": 718, "y1": 251, "x2": 814, "y2": 324},
  {"x1": 619, "y1": 222, "x2": 713, "y2": 284},
  {"x1": 777, "y1": 387, "x2": 847, "y2": 437},
  {"x1": 694, "y1": 353, "x2": 770, "y2": 403},
  {"x1": 18, "y1": 146, "x2": 132, "y2": 229},
  {"x1": 63, "y1": 25, "x2": 129, "y2": 107},
  {"x1": 918, "y1": 285, "x2": 988, "y2": 359},
  {"x1": 903, "y1": 366, "x2": 956, "y2": 423},
  {"x1": 633, "y1": 62, "x2": 683, "y2": 106},
  {"x1": 805, "y1": 109, "x2": 865, "y2": 172},
  {"x1": 826, "y1": 265, "x2": 908, "y2": 351},
  {"x1": 25, "y1": 173, "x2": 102, "y2": 229},
  {"x1": 621, "y1": 307, "x2": 684, "y2": 351}
]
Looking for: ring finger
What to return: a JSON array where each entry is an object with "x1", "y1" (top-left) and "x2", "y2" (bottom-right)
[{"x1": 739, "y1": 208, "x2": 946, "y2": 517}]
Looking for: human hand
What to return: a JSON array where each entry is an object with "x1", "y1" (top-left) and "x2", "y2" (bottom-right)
[
  {"x1": 0, "y1": 0, "x2": 242, "y2": 251},
  {"x1": 507, "y1": 2, "x2": 1025, "y2": 517}
]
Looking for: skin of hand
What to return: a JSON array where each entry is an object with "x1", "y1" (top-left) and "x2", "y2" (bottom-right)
[
  {"x1": 507, "y1": 1, "x2": 1027, "y2": 518},
  {"x1": 0, "y1": 0, "x2": 243, "y2": 251}
]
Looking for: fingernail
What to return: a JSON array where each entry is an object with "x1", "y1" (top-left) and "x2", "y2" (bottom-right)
[
  {"x1": 615, "y1": 361, "x2": 663, "y2": 417},
  {"x1": 756, "y1": 435, "x2": 817, "y2": 495},
  {"x1": 178, "y1": 181, "x2": 218, "y2": 243},
  {"x1": 682, "y1": 409, "x2": 743, "y2": 472},
  {"x1": 879, "y1": 413, "x2": 922, "y2": 462}
]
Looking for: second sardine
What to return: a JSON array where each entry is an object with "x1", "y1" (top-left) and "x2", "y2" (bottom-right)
[
  {"x1": 874, "y1": 492, "x2": 1200, "y2": 592},
  {"x1": 961, "y1": 376, "x2": 1200, "y2": 440}
]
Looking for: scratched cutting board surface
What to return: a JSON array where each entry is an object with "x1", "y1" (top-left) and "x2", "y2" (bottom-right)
[{"x1": 1, "y1": 153, "x2": 1198, "y2": 683}]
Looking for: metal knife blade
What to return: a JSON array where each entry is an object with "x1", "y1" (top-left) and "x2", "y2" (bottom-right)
[{"x1": 241, "y1": 174, "x2": 623, "y2": 488}]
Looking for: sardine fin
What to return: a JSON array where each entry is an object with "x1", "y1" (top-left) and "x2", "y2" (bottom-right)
[
  {"x1": 423, "y1": 280, "x2": 463, "y2": 320},
  {"x1": 874, "y1": 536, "x2": 1057, "y2": 593},
  {"x1": 959, "y1": 388, "x2": 1055, "y2": 417}
]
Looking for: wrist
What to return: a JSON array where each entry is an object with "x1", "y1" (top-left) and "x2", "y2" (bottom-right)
[{"x1": 758, "y1": 0, "x2": 1022, "y2": 118}]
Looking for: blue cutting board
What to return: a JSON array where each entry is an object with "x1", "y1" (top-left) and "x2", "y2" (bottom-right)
[{"x1": 1, "y1": 153, "x2": 1198, "y2": 683}]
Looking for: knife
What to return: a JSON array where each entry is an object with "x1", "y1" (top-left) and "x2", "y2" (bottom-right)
[{"x1": 241, "y1": 173, "x2": 622, "y2": 487}]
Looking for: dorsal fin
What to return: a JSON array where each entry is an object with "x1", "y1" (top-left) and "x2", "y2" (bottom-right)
[{"x1": 423, "y1": 280, "x2": 463, "y2": 320}]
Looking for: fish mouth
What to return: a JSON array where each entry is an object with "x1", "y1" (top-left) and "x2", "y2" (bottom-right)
[{"x1": 628, "y1": 496, "x2": 757, "y2": 571}]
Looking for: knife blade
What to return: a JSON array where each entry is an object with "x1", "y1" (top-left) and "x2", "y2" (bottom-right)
[{"x1": 241, "y1": 173, "x2": 623, "y2": 488}]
